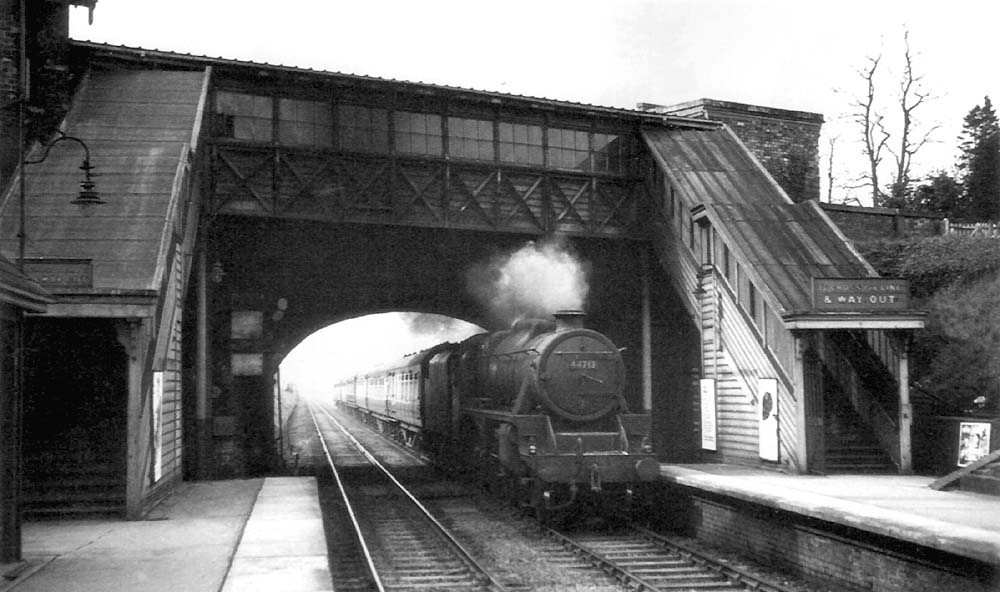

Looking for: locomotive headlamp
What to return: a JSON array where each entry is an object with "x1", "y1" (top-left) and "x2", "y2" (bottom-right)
[
  {"x1": 641, "y1": 437, "x2": 653, "y2": 454},
  {"x1": 528, "y1": 437, "x2": 537, "y2": 455}
]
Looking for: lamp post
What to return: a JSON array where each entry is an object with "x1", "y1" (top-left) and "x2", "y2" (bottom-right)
[
  {"x1": 17, "y1": 130, "x2": 104, "y2": 271},
  {"x1": 3, "y1": 132, "x2": 104, "y2": 563}
]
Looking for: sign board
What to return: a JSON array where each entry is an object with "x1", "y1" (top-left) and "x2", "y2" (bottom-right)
[
  {"x1": 957, "y1": 422, "x2": 991, "y2": 467},
  {"x1": 812, "y1": 278, "x2": 910, "y2": 312},
  {"x1": 700, "y1": 378, "x2": 717, "y2": 451},
  {"x1": 21, "y1": 258, "x2": 93, "y2": 289},
  {"x1": 152, "y1": 371, "x2": 163, "y2": 482},
  {"x1": 758, "y1": 378, "x2": 779, "y2": 461},
  {"x1": 231, "y1": 310, "x2": 264, "y2": 340},
  {"x1": 231, "y1": 352, "x2": 264, "y2": 376}
]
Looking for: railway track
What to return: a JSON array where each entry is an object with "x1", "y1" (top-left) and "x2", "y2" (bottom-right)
[
  {"x1": 544, "y1": 524, "x2": 800, "y2": 592},
  {"x1": 308, "y1": 401, "x2": 511, "y2": 592}
]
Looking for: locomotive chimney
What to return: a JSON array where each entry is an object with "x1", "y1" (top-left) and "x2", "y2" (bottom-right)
[{"x1": 553, "y1": 309, "x2": 586, "y2": 331}]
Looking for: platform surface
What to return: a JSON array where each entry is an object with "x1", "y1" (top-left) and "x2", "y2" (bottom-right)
[
  {"x1": 661, "y1": 464, "x2": 1000, "y2": 566},
  {"x1": 0, "y1": 476, "x2": 332, "y2": 592}
]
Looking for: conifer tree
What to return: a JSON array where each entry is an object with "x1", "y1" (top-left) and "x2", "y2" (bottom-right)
[{"x1": 956, "y1": 97, "x2": 1000, "y2": 221}]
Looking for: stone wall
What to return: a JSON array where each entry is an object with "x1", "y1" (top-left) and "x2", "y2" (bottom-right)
[{"x1": 640, "y1": 98, "x2": 824, "y2": 204}]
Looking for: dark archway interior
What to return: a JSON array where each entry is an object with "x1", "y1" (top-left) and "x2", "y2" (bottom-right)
[{"x1": 22, "y1": 318, "x2": 128, "y2": 514}]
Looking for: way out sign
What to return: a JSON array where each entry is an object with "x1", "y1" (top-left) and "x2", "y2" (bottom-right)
[{"x1": 812, "y1": 278, "x2": 910, "y2": 312}]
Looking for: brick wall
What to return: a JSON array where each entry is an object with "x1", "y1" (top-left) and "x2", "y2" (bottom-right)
[
  {"x1": 0, "y1": 0, "x2": 19, "y2": 103},
  {"x1": 0, "y1": 0, "x2": 87, "y2": 194},
  {"x1": 819, "y1": 202, "x2": 945, "y2": 242},
  {"x1": 640, "y1": 99, "x2": 823, "y2": 204},
  {"x1": 0, "y1": 0, "x2": 23, "y2": 191},
  {"x1": 685, "y1": 493, "x2": 997, "y2": 592}
]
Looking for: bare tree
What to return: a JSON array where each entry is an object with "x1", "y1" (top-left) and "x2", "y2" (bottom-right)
[
  {"x1": 843, "y1": 30, "x2": 938, "y2": 208},
  {"x1": 886, "y1": 30, "x2": 940, "y2": 204},
  {"x1": 849, "y1": 53, "x2": 890, "y2": 206},
  {"x1": 826, "y1": 134, "x2": 837, "y2": 203}
]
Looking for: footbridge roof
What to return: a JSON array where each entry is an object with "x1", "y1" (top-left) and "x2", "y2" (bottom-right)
[
  {"x1": 643, "y1": 125, "x2": 925, "y2": 329},
  {"x1": 0, "y1": 68, "x2": 208, "y2": 314}
]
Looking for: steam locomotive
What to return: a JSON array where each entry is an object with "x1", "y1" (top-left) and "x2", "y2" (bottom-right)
[{"x1": 333, "y1": 310, "x2": 660, "y2": 518}]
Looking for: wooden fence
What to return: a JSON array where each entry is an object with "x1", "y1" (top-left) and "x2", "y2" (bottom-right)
[{"x1": 943, "y1": 220, "x2": 1000, "y2": 237}]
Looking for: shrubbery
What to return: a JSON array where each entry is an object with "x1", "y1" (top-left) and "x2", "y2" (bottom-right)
[
  {"x1": 859, "y1": 235, "x2": 1000, "y2": 415},
  {"x1": 861, "y1": 234, "x2": 1000, "y2": 297}
]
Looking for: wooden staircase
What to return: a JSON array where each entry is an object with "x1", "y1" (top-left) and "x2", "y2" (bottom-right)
[
  {"x1": 823, "y1": 392, "x2": 896, "y2": 474},
  {"x1": 22, "y1": 446, "x2": 126, "y2": 519}
]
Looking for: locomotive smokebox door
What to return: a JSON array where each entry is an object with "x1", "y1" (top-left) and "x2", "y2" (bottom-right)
[{"x1": 536, "y1": 330, "x2": 624, "y2": 422}]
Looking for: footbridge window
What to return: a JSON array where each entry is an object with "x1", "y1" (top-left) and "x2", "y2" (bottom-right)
[
  {"x1": 592, "y1": 132, "x2": 627, "y2": 174},
  {"x1": 214, "y1": 91, "x2": 272, "y2": 141},
  {"x1": 499, "y1": 122, "x2": 544, "y2": 165},
  {"x1": 547, "y1": 127, "x2": 590, "y2": 170},
  {"x1": 210, "y1": 89, "x2": 634, "y2": 177},
  {"x1": 448, "y1": 116, "x2": 494, "y2": 161},
  {"x1": 394, "y1": 111, "x2": 443, "y2": 156},
  {"x1": 279, "y1": 98, "x2": 334, "y2": 147},
  {"x1": 547, "y1": 128, "x2": 631, "y2": 174}
]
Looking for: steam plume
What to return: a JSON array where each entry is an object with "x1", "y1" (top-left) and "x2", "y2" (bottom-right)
[{"x1": 467, "y1": 237, "x2": 589, "y2": 326}]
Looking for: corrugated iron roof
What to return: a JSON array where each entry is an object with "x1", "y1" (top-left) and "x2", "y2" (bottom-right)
[
  {"x1": 643, "y1": 125, "x2": 877, "y2": 314},
  {"x1": 0, "y1": 69, "x2": 207, "y2": 294}
]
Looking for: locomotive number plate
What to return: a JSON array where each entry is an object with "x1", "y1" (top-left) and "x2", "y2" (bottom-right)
[{"x1": 568, "y1": 359, "x2": 599, "y2": 370}]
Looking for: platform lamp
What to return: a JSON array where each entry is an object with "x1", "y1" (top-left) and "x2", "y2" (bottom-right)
[
  {"x1": 2, "y1": 130, "x2": 104, "y2": 562},
  {"x1": 18, "y1": 130, "x2": 104, "y2": 271}
]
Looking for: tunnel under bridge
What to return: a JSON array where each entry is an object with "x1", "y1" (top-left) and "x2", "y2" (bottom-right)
[{"x1": 193, "y1": 216, "x2": 698, "y2": 476}]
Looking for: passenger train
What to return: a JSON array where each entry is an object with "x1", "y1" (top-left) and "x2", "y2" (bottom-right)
[{"x1": 333, "y1": 310, "x2": 660, "y2": 519}]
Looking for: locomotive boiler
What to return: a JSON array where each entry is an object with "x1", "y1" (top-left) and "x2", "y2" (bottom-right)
[{"x1": 334, "y1": 310, "x2": 660, "y2": 518}]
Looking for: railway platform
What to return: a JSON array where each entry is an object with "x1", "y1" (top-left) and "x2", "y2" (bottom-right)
[
  {"x1": 0, "y1": 477, "x2": 332, "y2": 592},
  {"x1": 660, "y1": 464, "x2": 1000, "y2": 566}
]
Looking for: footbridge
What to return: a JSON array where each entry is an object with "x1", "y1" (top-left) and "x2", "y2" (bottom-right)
[{"x1": 0, "y1": 41, "x2": 924, "y2": 520}]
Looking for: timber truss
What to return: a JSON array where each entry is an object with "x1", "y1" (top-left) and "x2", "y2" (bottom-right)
[{"x1": 209, "y1": 144, "x2": 652, "y2": 237}]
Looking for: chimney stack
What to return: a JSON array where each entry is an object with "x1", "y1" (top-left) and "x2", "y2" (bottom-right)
[{"x1": 553, "y1": 309, "x2": 585, "y2": 331}]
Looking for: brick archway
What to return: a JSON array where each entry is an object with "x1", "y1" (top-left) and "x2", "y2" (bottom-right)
[{"x1": 187, "y1": 216, "x2": 695, "y2": 476}]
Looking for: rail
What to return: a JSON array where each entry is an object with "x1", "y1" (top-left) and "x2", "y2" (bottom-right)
[
  {"x1": 541, "y1": 523, "x2": 799, "y2": 592},
  {"x1": 309, "y1": 401, "x2": 510, "y2": 592},
  {"x1": 306, "y1": 401, "x2": 385, "y2": 592}
]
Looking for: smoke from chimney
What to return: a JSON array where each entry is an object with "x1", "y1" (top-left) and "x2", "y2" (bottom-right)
[{"x1": 467, "y1": 236, "x2": 590, "y2": 326}]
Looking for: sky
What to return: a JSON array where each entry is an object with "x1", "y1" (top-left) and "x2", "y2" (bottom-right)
[{"x1": 67, "y1": 0, "x2": 1000, "y2": 390}]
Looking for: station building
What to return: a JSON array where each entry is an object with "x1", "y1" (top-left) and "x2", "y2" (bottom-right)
[{"x1": 1, "y1": 0, "x2": 927, "y2": 539}]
